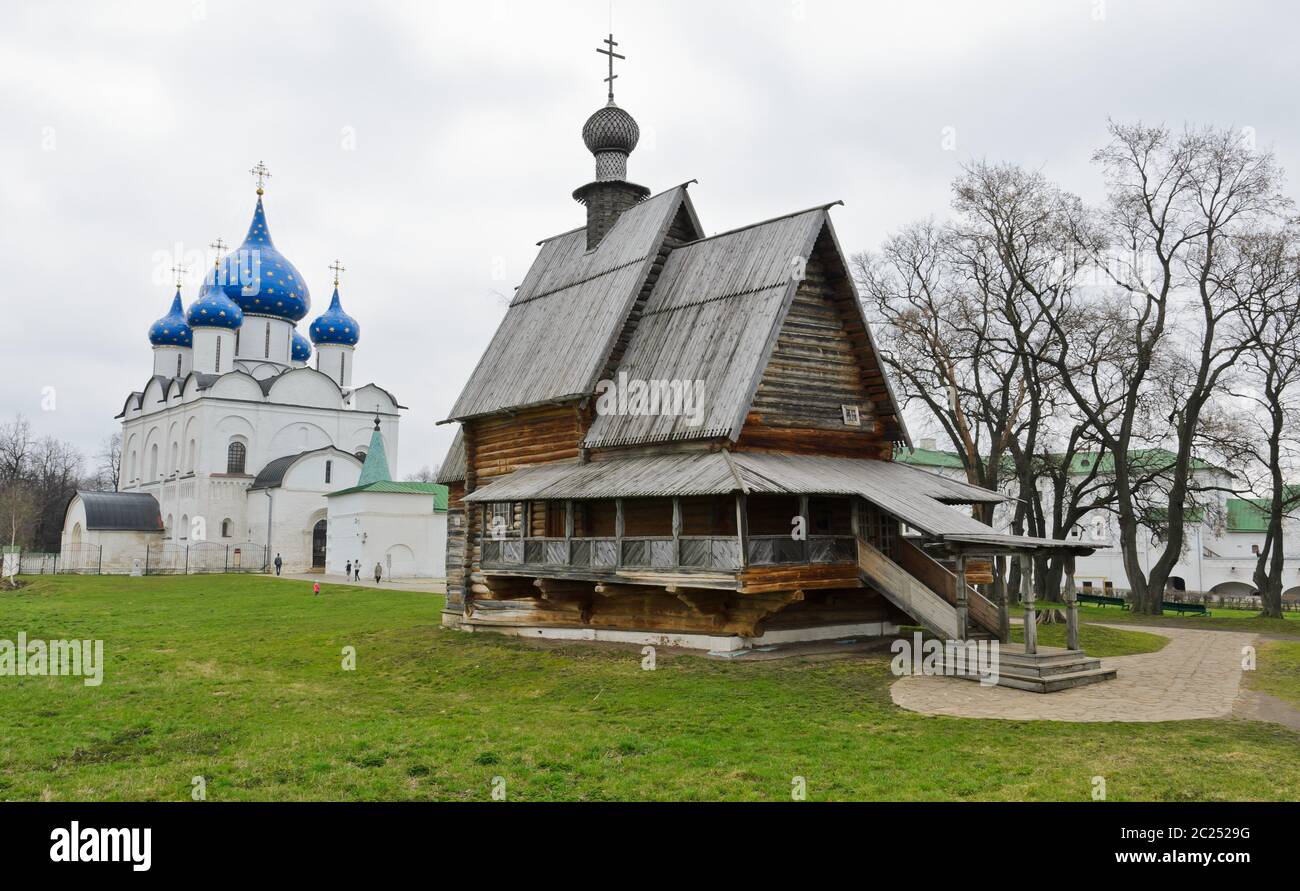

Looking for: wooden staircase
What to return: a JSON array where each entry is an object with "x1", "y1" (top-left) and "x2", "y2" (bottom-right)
[
  {"x1": 855, "y1": 536, "x2": 1116, "y2": 693},
  {"x1": 855, "y1": 537, "x2": 1001, "y2": 639}
]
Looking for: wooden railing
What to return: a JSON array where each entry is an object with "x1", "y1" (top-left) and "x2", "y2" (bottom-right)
[
  {"x1": 746, "y1": 535, "x2": 856, "y2": 566},
  {"x1": 897, "y1": 538, "x2": 1001, "y2": 636},
  {"x1": 856, "y1": 537, "x2": 959, "y2": 639},
  {"x1": 482, "y1": 536, "x2": 742, "y2": 572}
]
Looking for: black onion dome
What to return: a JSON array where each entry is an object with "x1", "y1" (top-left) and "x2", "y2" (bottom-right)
[{"x1": 582, "y1": 101, "x2": 640, "y2": 155}]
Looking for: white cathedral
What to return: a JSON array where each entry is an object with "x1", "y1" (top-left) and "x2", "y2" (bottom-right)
[{"x1": 61, "y1": 173, "x2": 447, "y2": 578}]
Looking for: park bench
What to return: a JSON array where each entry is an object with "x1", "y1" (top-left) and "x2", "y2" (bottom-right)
[
  {"x1": 1075, "y1": 592, "x2": 1129, "y2": 609},
  {"x1": 1162, "y1": 601, "x2": 1210, "y2": 617}
]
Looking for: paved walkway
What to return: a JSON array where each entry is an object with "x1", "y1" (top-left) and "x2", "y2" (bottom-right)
[
  {"x1": 891, "y1": 624, "x2": 1259, "y2": 723},
  {"x1": 261, "y1": 572, "x2": 446, "y2": 595}
]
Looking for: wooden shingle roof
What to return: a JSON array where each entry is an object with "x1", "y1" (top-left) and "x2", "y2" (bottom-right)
[{"x1": 445, "y1": 184, "x2": 701, "y2": 422}]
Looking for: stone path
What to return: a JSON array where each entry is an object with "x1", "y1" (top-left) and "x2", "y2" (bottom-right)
[{"x1": 891, "y1": 624, "x2": 1259, "y2": 723}]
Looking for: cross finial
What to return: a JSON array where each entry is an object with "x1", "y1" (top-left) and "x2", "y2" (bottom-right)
[
  {"x1": 209, "y1": 237, "x2": 228, "y2": 268},
  {"x1": 329, "y1": 259, "x2": 346, "y2": 287},
  {"x1": 250, "y1": 161, "x2": 272, "y2": 195},
  {"x1": 170, "y1": 261, "x2": 190, "y2": 289},
  {"x1": 373, "y1": 404, "x2": 381, "y2": 431},
  {"x1": 597, "y1": 33, "x2": 625, "y2": 102}
]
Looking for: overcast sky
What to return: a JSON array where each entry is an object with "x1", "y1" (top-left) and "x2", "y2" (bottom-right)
[{"x1": 2, "y1": 0, "x2": 1297, "y2": 476}]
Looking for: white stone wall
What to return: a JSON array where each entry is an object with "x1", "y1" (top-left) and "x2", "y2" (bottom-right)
[{"x1": 326, "y1": 491, "x2": 447, "y2": 580}]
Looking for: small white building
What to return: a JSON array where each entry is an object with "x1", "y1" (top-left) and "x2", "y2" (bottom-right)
[{"x1": 324, "y1": 424, "x2": 448, "y2": 580}]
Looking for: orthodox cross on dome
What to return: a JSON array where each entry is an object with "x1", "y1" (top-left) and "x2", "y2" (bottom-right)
[
  {"x1": 597, "y1": 33, "x2": 624, "y2": 101},
  {"x1": 329, "y1": 259, "x2": 347, "y2": 287},
  {"x1": 209, "y1": 237, "x2": 228, "y2": 268},
  {"x1": 170, "y1": 261, "x2": 190, "y2": 289},
  {"x1": 249, "y1": 161, "x2": 272, "y2": 195}
]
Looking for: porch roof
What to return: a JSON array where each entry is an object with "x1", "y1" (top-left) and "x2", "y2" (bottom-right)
[{"x1": 463, "y1": 452, "x2": 1096, "y2": 555}]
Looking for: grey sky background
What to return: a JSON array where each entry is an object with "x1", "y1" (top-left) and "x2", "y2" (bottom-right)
[{"x1": 2, "y1": 0, "x2": 1297, "y2": 476}]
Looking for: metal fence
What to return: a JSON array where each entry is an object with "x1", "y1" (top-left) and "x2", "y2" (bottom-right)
[{"x1": 13, "y1": 543, "x2": 268, "y2": 576}]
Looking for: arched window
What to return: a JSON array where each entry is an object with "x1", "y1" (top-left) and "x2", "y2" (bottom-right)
[
  {"x1": 227, "y1": 441, "x2": 247, "y2": 474},
  {"x1": 221, "y1": 518, "x2": 232, "y2": 539},
  {"x1": 180, "y1": 514, "x2": 189, "y2": 541},
  {"x1": 164, "y1": 514, "x2": 173, "y2": 538},
  {"x1": 187, "y1": 439, "x2": 197, "y2": 472},
  {"x1": 170, "y1": 442, "x2": 179, "y2": 473},
  {"x1": 325, "y1": 460, "x2": 333, "y2": 484},
  {"x1": 149, "y1": 444, "x2": 159, "y2": 480}
]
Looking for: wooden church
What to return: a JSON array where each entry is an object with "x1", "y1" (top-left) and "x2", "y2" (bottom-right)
[{"x1": 437, "y1": 36, "x2": 1099, "y2": 659}]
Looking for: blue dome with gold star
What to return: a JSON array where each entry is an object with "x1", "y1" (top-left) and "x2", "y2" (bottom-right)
[
  {"x1": 148, "y1": 289, "x2": 193, "y2": 347},
  {"x1": 220, "y1": 196, "x2": 311, "y2": 322},
  {"x1": 291, "y1": 329, "x2": 312, "y2": 362},
  {"x1": 186, "y1": 268, "x2": 244, "y2": 330},
  {"x1": 309, "y1": 287, "x2": 360, "y2": 346}
]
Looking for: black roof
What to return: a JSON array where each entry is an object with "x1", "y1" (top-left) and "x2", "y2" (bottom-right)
[
  {"x1": 250, "y1": 447, "x2": 359, "y2": 491},
  {"x1": 76, "y1": 491, "x2": 163, "y2": 532}
]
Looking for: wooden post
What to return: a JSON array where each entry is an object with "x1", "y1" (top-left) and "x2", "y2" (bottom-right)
[
  {"x1": 1064, "y1": 554, "x2": 1080, "y2": 652},
  {"x1": 564, "y1": 499, "x2": 574, "y2": 565},
  {"x1": 996, "y1": 555, "x2": 1011, "y2": 644},
  {"x1": 735, "y1": 493, "x2": 749, "y2": 568},
  {"x1": 671, "y1": 497, "x2": 682, "y2": 568},
  {"x1": 615, "y1": 498, "x2": 625, "y2": 568},
  {"x1": 798, "y1": 495, "x2": 810, "y2": 563},
  {"x1": 1021, "y1": 551, "x2": 1037, "y2": 655},
  {"x1": 954, "y1": 554, "x2": 969, "y2": 641}
]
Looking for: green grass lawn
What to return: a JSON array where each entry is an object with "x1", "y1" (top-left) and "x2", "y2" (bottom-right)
[
  {"x1": 1246, "y1": 640, "x2": 1300, "y2": 710},
  {"x1": 1012, "y1": 602, "x2": 1300, "y2": 636},
  {"x1": 2, "y1": 574, "x2": 1298, "y2": 802},
  {"x1": 1009, "y1": 622, "x2": 1168, "y2": 658}
]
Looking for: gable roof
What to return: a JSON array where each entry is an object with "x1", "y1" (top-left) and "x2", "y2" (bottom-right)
[
  {"x1": 582, "y1": 207, "x2": 907, "y2": 449},
  {"x1": 445, "y1": 184, "x2": 702, "y2": 422}
]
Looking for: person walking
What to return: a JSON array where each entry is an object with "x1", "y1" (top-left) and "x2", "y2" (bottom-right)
[
  {"x1": 373, "y1": 562, "x2": 383, "y2": 584},
  {"x1": 274, "y1": 553, "x2": 283, "y2": 576},
  {"x1": 345, "y1": 560, "x2": 352, "y2": 580},
  {"x1": 354, "y1": 561, "x2": 361, "y2": 582}
]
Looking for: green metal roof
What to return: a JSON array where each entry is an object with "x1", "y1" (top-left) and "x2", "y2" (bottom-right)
[
  {"x1": 1226, "y1": 499, "x2": 1269, "y2": 532},
  {"x1": 894, "y1": 447, "x2": 967, "y2": 469},
  {"x1": 357, "y1": 425, "x2": 392, "y2": 487},
  {"x1": 894, "y1": 445, "x2": 1219, "y2": 475},
  {"x1": 326, "y1": 480, "x2": 449, "y2": 510}
]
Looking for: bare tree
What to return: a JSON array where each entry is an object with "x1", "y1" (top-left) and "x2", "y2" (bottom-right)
[
  {"x1": 405, "y1": 465, "x2": 439, "y2": 483},
  {"x1": 93, "y1": 433, "x2": 122, "y2": 491},
  {"x1": 1011, "y1": 123, "x2": 1290, "y2": 613},
  {"x1": 1230, "y1": 227, "x2": 1300, "y2": 616}
]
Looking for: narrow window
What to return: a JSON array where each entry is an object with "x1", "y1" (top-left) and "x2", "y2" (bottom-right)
[
  {"x1": 339, "y1": 352, "x2": 346, "y2": 385},
  {"x1": 325, "y1": 460, "x2": 332, "y2": 484},
  {"x1": 214, "y1": 337, "x2": 222, "y2": 373},
  {"x1": 176, "y1": 354, "x2": 182, "y2": 377},
  {"x1": 264, "y1": 322, "x2": 271, "y2": 358},
  {"x1": 235, "y1": 328, "x2": 241, "y2": 353},
  {"x1": 227, "y1": 441, "x2": 246, "y2": 474}
]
